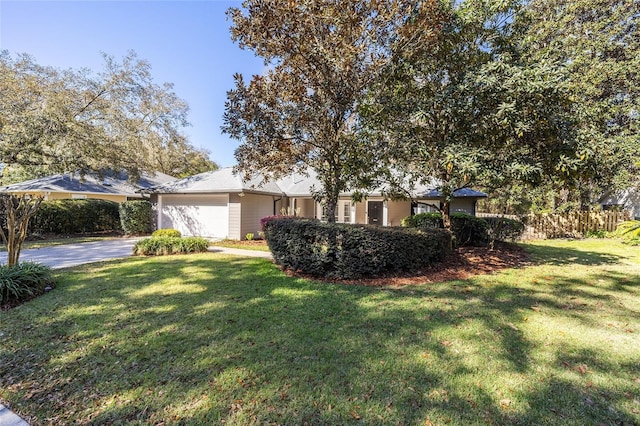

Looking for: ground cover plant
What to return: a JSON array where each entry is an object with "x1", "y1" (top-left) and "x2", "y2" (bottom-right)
[
  {"x1": 0, "y1": 239, "x2": 638, "y2": 425},
  {"x1": 133, "y1": 236, "x2": 209, "y2": 256},
  {"x1": 0, "y1": 261, "x2": 53, "y2": 307}
]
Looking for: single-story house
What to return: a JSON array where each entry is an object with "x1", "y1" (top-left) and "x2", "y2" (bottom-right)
[
  {"x1": 0, "y1": 171, "x2": 174, "y2": 203},
  {"x1": 599, "y1": 187, "x2": 640, "y2": 219},
  {"x1": 146, "y1": 167, "x2": 487, "y2": 240}
]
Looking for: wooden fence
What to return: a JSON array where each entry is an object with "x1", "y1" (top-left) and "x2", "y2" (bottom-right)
[{"x1": 477, "y1": 211, "x2": 631, "y2": 240}]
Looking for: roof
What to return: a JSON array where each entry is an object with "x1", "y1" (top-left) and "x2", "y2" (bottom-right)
[
  {"x1": 0, "y1": 171, "x2": 174, "y2": 198},
  {"x1": 147, "y1": 167, "x2": 283, "y2": 195},
  {"x1": 420, "y1": 187, "x2": 488, "y2": 199},
  {"x1": 146, "y1": 167, "x2": 487, "y2": 200}
]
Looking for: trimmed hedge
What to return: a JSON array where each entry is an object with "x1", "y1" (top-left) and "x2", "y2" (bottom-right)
[
  {"x1": 262, "y1": 216, "x2": 453, "y2": 279},
  {"x1": 30, "y1": 199, "x2": 121, "y2": 235},
  {"x1": 152, "y1": 228, "x2": 182, "y2": 238},
  {"x1": 120, "y1": 200, "x2": 153, "y2": 234},
  {"x1": 401, "y1": 212, "x2": 443, "y2": 229},
  {"x1": 133, "y1": 236, "x2": 209, "y2": 256},
  {"x1": 0, "y1": 261, "x2": 54, "y2": 305}
]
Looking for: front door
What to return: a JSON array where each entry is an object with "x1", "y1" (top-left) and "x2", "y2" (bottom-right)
[{"x1": 368, "y1": 201, "x2": 383, "y2": 225}]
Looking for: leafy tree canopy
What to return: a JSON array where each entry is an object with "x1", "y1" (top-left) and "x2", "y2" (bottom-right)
[
  {"x1": 0, "y1": 50, "x2": 217, "y2": 183},
  {"x1": 222, "y1": 0, "x2": 443, "y2": 220}
]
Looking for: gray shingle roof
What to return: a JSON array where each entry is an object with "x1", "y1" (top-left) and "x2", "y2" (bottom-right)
[
  {"x1": 420, "y1": 187, "x2": 488, "y2": 198},
  {"x1": 147, "y1": 167, "x2": 283, "y2": 195},
  {"x1": 0, "y1": 171, "x2": 174, "y2": 198}
]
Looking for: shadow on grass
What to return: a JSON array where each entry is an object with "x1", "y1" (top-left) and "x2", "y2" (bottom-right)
[
  {"x1": 525, "y1": 243, "x2": 624, "y2": 266},
  {"x1": 0, "y1": 253, "x2": 638, "y2": 425}
]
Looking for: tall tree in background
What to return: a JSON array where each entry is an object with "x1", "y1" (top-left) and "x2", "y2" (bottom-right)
[
  {"x1": 522, "y1": 0, "x2": 640, "y2": 208},
  {"x1": 0, "y1": 50, "x2": 216, "y2": 183},
  {"x1": 222, "y1": 0, "x2": 444, "y2": 221},
  {"x1": 362, "y1": 0, "x2": 578, "y2": 227}
]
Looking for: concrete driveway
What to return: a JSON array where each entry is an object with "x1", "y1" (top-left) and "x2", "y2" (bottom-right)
[{"x1": 0, "y1": 238, "x2": 140, "y2": 269}]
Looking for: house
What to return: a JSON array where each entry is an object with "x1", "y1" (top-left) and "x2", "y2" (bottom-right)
[
  {"x1": 599, "y1": 187, "x2": 640, "y2": 219},
  {"x1": 146, "y1": 167, "x2": 487, "y2": 240},
  {"x1": 0, "y1": 171, "x2": 174, "y2": 203}
]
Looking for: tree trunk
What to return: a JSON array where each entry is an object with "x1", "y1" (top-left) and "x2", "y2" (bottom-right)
[
  {"x1": 0, "y1": 195, "x2": 43, "y2": 267},
  {"x1": 441, "y1": 199, "x2": 452, "y2": 230}
]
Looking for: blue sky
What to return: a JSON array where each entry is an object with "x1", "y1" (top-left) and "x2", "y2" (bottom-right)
[{"x1": 0, "y1": 0, "x2": 265, "y2": 167}]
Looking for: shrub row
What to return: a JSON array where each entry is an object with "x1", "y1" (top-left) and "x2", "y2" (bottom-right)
[
  {"x1": 0, "y1": 261, "x2": 54, "y2": 305},
  {"x1": 119, "y1": 200, "x2": 153, "y2": 235},
  {"x1": 402, "y1": 212, "x2": 524, "y2": 247},
  {"x1": 133, "y1": 236, "x2": 209, "y2": 256},
  {"x1": 262, "y1": 217, "x2": 453, "y2": 279},
  {"x1": 30, "y1": 199, "x2": 122, "y2": 235}
]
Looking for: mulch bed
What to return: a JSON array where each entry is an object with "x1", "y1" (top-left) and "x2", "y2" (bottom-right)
[{"x1": 289, "y1": 242, "x2": 532, "y2": 287}]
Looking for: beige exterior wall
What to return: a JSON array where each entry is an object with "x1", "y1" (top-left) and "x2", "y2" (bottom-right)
[
  {"x1": 240, "y1": 193, "x2": 275, "y2": 239},
  {"x1": 228, "y1": 194, "x2": 242, "y2": 240},
  {"x1": 7, "y1": 190, "x2": 127, "y2": 203},
  {"x1": 387, "y1": 200, "x2": 412, "y2": 226}
]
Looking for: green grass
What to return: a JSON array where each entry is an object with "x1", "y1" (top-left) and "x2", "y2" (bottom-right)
[
  {"x1": 0, "y1": 239, "x2": 638, "y2": 425},
  {"x1": 211, "y1": 239, "x2": 271, "y2": 252}
]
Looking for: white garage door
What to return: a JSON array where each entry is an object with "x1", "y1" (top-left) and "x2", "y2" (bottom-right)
[{"x1": 159, "y1": 194, "x2": 229, "y2": 238}]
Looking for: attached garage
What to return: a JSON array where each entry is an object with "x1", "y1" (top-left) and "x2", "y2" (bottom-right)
[{"x1": 158, "y1": 194, "x2": 229, "y2": 238}]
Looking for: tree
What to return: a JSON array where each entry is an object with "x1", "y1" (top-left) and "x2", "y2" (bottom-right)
[
  {"x1": 222, "y1": 0, "x2": 443, "y2": 221},
  {"x1": 361, "y1": 0, "x2": 579, "y2": 227},
  {"x1": 0, "y1": 195, "x2": 42, "y2": 267},
  {"x1": 0, "y1": 50, "x2": 210, "y2": 263},
  {"x1": 0, "y1": 50, "x2": 215, "y2": 180},
  {"x1": 522, "y1": 0, "x2": 640, "y2": 208}
]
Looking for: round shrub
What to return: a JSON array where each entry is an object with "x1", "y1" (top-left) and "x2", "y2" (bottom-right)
[
  {"x1": 450, "y1": 213, "x2": 489, "y2": 247},
  {"x1": 133, "y1": 236, "x2": 209, "y2": 256},
  {"x1": 262, "y1": 216, "x2": 453, "y2": 279},
  {"x1": 483, "y1": 216, "x2": 525, "y2": 246},
  {"x1": 30, "y1": 199, "x2": 121, "y2": 235},
  {"x1": 119, "y1": 200, "x2": 152, "y2": 235},
  {"x1": 402, "y1": 212, "x2": 489, "y2": 246},
  {"x1": 152, "y1": 228, "x2": 182, "y2": 238}
]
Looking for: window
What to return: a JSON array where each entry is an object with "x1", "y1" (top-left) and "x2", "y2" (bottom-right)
[
  {"x1": 342, "y1": 201, "x2": 351, "y2": 223},
  {"x1": 320, "y1": 201, "x2": 352, "y2": 223},
  {"x1": 71, "y1": 194, "x2": 88, "y2": 199}
]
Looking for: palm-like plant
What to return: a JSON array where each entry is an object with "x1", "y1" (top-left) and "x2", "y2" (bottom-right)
[{"x1": 615, "y1": 220, "x2": 640, "y2": 240}]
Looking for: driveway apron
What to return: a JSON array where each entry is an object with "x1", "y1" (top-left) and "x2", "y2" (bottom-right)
[{"x1": 0, "y1": 238, "x2": 140, "y2": 269}]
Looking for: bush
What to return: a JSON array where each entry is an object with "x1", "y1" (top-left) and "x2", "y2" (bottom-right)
[
  {"x1": 401, "y1": 212, "x2": 490, "y2": 247},
  {"x1": 450, "y1": 213, "x2": 489, "y2": 246},
  {"x1": 483, "y1": 216, "x2": 525, "y2": 247},
  {"x1": 133, "y1": 236, "x2": 209, "y2": 256},
  {"x1": 0, "y1": 262, "x2": 54, "y2": 305},
  {"x1": 30, "y1": 199, "x2": 121, "y2": 235},
  {"x1": 401, "y1": 212, "x2": 443, "y2": 229},
  {"x1": 152, "y1": 228, "x2": 182, "y2": 238},
  {"x1": 262, "y1": 216, "x2": 453, "y2": 279},
  {"x1": 119, "y1": 200, "x2": 152, "y2": 234}
]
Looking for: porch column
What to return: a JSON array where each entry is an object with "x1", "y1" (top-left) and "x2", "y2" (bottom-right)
[
  {"x1": 350, "y1": 203, "x2": 356, "y2": 224},
  {"x1": 383, "y1": 200, "x2": 389, "y2": 226}
]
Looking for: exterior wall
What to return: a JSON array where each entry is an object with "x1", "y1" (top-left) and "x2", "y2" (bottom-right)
[
  {"x1": 387, "y1": 200, "x2": 412, "y2": 226},
  {"x1": 8, "y1": 190, "x2": 126, "y2": 203},
  {"x1": 228, "y1": 193, "x2": 242, "y2": 240},
  {"x1": 451, "y1": 198, "x2": 476, "y2": 215},
  {"x1": 240, "y1": 193, "x2": 276, "y2": 239},
  {"x1": 296, "y1": 198, "x2": 316, "y2": 218}
]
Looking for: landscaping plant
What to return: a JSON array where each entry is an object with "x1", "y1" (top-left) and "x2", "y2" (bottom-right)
[
  {"x1": 151, "y1": 229, "x2": 182, "y2": 238},
  {"x1": 262, "y1": 216, "x2": 452, "y2": 279},
  {"x1": 615, "y1": 220, "x2": 640, "y2": 245},
  {"x1": 0, "y1": 261, "x2": 53, "y2": 305},
  {"x1": 133, "y1": 236, "x2": 209, "y2": 256},
  {"x1": 119, "y1": 200, "x2": 152, "y2": 234}
]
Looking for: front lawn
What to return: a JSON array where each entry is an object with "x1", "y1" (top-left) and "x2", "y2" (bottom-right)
[
  {"x1": 211, "y1": 239, "x2": 271, "y2": 252},
  {"x1": 0, "y1": 239, "x2": 638, "y2": 425}
]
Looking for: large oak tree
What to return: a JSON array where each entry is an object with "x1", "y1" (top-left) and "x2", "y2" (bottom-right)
[{"x1": 222, "y1": 0, "x2": 443, "y2": 221}]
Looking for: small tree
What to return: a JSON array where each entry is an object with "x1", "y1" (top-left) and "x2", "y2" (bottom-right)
[{"x1": 0, "y1": 195, "x2": 43, "y2": 266}]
